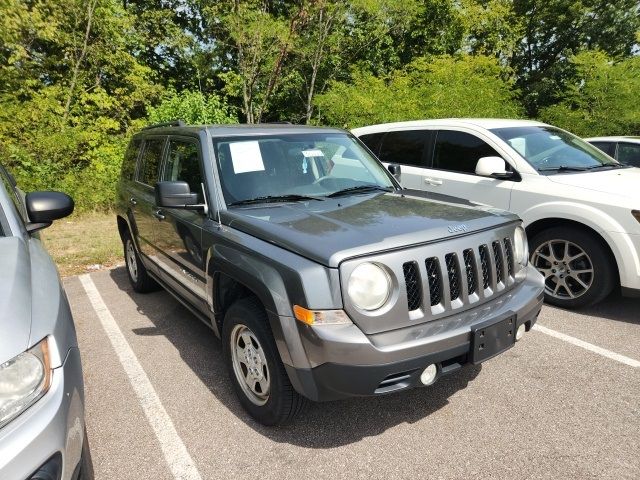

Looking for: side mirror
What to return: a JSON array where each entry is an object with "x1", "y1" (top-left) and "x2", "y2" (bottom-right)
[
  {"x1": 388, "y1": 163, "x2": 401, "y2": 179},
  {"x1": 25, "y1": 191, "x2": 75, "y2": 233},
  {"x1": 475, "y1": 156, "x2": 514, "y2": 179},
  {"x1": 155, "y1": 181, "x2": 201, "y2": 210}
]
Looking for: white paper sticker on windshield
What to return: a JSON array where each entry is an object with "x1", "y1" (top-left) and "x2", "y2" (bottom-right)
[
  {"x1": 229, "y1": 141, "x2": 265, "y2": 173},
  {"x1": 301, "y1": 149, "x2": 324, "y2": 158}
]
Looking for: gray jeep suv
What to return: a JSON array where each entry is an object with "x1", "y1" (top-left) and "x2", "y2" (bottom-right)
[{"x1": 116, "y1": 122, "x2": 544, "y2": 425}]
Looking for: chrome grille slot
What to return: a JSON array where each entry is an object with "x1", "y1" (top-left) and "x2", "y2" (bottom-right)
[
  {"x1": 445, "y1": 253, "x2": 461, "y2": 301},
  {"x1": 463, "y1": 248, "x2": 477, "y2": 295},
  {"x1": 503, "y1": 238, "x2": 514, "y2": 277},
  {"x1": 425, "y1": 257, "x2": 442, "y2": 306},
  {"x1": 479, "y1": 244, "x2": 491, "y2": 289},
  {"x1": 402, "y1": 262, "x2": 422, "y2": 311},
  {"x1": 492, "y1": 241, "x2": 504, "y2": 284}
]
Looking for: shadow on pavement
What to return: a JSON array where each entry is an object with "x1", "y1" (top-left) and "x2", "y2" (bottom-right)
[
  {"x1": 109, "y1": 266, "x2": 481, "y2": 447},
  {"x1": 559, "y1": 291, "x2": 640, "y2": 325}
]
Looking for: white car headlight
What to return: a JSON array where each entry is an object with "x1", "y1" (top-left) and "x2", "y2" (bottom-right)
[
  {"x1": 513, "y1": 226, "x2": 529, "y2": 266},
  {"x1": 0, "y1": 337, "x2": 52, "y2": 429},
  {"x1": 347, "y1": 262, "x2": 391, "y2": 311}
]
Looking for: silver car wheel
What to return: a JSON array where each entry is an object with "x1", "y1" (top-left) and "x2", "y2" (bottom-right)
[
  {"x1": 532, "y1": 239, "x2": 594, "y2": 300},
  {"x1": 230, "y1": 324, "x2": 270, "y2": 406},
  {"x1": 126, "y1": 239, "x2": 138, "y2": 283}
]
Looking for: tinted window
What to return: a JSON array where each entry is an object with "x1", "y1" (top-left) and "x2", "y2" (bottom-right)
[
  {"x1": 433, "y1": 130, "x2": 501, "y2": 174},
  {"x1": 122, "y1": 138, "x2": 142, "y2": 181},
  {"x1": 589, "y1": 141, "x2": 616, "y2": 157},
  {"x1": 378, "y1": 130, "x2": 428, "y2": 167},
  {"x1": 163, "y1": 140, "x2": 203, "y2": 201},
  {"x1": 617, "y1": 143, "x2": 640, "y2": 167},
  {"x1": 359, "y1": 132, "x2": 385, "y2": 156},
  {"x1": 138, "y1": 138, "x2": 165, "y2": 186}
]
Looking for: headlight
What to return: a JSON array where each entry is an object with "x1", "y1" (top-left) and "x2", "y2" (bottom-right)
[
  {"x1": 513, "y1": 226, "x2": 529, "y2": 266},
  {"x1": 0, "y1": 337, "x2": 52, "y2": 429},
  {"x1": 347, "y1": 262, "x2": 391, "y2": 311}
]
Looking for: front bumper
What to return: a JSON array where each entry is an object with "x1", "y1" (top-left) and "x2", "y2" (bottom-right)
[
  {"x1": 286, "y1": 265, "x2": 544, "y2": 401},
  {"x1": 0, "y1": 347, "x2": 84, "y2": 480}
]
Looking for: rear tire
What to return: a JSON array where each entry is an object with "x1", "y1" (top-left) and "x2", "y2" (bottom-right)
[
  {"x1": 222, "y1": 297, "x2": 306, "y2": 425},
  {"x1": 123, "y1": 230, "x2": 159, "y2": 293},
  {"x1": 529, "y1": 227, "x2": 615, "y2": 309}
]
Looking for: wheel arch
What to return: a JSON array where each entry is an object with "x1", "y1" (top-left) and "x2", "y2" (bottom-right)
[{"x1": 525, "y1": 217, "x2": 620, "y2": 287}]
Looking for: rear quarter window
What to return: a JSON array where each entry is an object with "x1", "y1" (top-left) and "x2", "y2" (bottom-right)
[
  {"x1": 358, "y1": 132, "x2": 385, "y2": 156},
  {"x1": 137, "y1": 138, "x2": 166, "y2": 186},
  {"x1": 378, "y1": 130, "x2": 430, "y2": 167},
  {"x1": 122, "y1": 138, "x2": 142, "y2": 181}
]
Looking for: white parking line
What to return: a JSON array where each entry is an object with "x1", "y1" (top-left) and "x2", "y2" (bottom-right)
[
  {"x1": 533, "y1": 324, "x2": 640, "y2": 368},
  {"x1": 79, "y1": 274, "x2": 203, "y2": 480}
]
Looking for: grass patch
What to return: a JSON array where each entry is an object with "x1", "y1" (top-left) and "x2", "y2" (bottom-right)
[{"x1": 40, "y1": 212, "x2": 122, "y2": 277}]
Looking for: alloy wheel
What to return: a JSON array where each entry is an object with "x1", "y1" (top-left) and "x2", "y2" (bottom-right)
[
  {"x1": 126, "y1": 239, "x2": 138, "y2": 283},
  {"x1": 531, "y1": 239, "x2": 594, "y2": 300},
  {"x1": 230, "y1": 324, "x2": 271, "y2": 406}
]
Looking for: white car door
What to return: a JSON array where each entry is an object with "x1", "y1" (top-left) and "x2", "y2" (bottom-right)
[{"x1": 416, "y1": 129, "x2": 516, "y2": 210}]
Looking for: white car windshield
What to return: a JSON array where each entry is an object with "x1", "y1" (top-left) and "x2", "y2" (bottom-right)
[
  {"x1": 213, "y1": 133, "x2": 396, "y2": 206},
  {"x1": 490, "y1": 126, "x2": 623, "y2": 173}
]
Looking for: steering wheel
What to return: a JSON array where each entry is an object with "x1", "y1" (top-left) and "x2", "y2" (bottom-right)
[{"x1": 312, "y1": 176, "x2": 333, "y2": 187}]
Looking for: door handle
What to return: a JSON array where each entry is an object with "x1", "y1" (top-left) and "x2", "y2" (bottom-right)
[
  {"x1": 424, "y1": 177, "x2": 443, "y2": 186},
  {"x1": 153, "y1": 209, "x2": 165, "y2": 221},
  {"x1": 129, "y1": 197, "x2": 137, "y2": 206}
]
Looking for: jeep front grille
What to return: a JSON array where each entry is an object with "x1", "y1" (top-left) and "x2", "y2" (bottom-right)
[
  {"x1": 402, "y1": 236, "x2": 515, "y2": 314},
  {"x1": 402, "y1": 262, "x2": 422, "y2": 311}
]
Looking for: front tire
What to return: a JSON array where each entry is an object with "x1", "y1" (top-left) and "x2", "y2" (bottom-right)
[
  {"x1": 529, "y1": 227, "x2": 615, "y2": 309},
  {"x1": 222, "y1": 297, "x2": 306, "y2": 425}
]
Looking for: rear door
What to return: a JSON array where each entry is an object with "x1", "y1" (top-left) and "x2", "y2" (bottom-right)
[
  {"x1": 131, "y1": 136, "x2": 166, "y2": 258},
  {"x1": 416, "y1": 129, "x2": 515, "y2": 210},
  {"x1": 153, "y1": 136, "x2": 208, "y2": 307},
  {"x1": 376, "y1": 129, "x2": 434, "y2": 189}
]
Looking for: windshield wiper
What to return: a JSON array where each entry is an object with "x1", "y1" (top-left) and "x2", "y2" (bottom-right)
[
  {"x1": 228, "y1": 194, "x2": 325, "y2": 206},
  {"x1": 537, "y1": 165, "x2": 589, "y2": 172},
  {"x1": 326, "y1": 185, "x2": 394, "y2": 198},
  {"x1": 584, "y1": 163, "x2": 628, "y2": 170}
]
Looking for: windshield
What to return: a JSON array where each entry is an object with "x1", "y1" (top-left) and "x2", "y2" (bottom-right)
[
  {"x1": 490, "y1": 126, "x2": 619, "y2": 172},
  {"x1": 212, "y1": 133, "x2": 395, "y2": 205}
]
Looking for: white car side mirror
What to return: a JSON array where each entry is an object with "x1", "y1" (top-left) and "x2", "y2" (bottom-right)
[{"x1": 475, "y1": 156, "x2": 512, "y2": 179}]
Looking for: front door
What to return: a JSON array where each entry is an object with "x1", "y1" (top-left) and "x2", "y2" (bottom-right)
[
  {"x1": 132, "y1": 137, "x2": 166, "y2": 257},
  {"x1": 418, "y1": 129, "x2": 515, "y2": 210},
  {"x1": 153, "y1": 137, "x2": 208, "y2": 305}
]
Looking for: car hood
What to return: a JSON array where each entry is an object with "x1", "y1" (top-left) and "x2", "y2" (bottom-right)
[
  {"x1": 223, "y1": 190, "x2": 518, "y2": 267},
  {"x1": 0, "y1": 237, "x2": 32, "y2": 363},
  {"x1": 546, "y1": 167, "x2": 640, "y2": 199}
]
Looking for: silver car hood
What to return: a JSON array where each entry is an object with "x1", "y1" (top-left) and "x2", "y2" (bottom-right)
[{"x1": 0, "y1": 237, "x2": 32, "y2": 364}]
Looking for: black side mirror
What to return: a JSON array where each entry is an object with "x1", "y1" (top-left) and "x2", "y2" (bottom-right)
[
  {"x1": 25, "y1": 191, "x2": 74, "y2": 233},
  {"x1": 388, "y1": 164, "x2": 401, "y2": 179},
  {"x1": 155, "y1": 181, "x2": 202, "y2": 210}
]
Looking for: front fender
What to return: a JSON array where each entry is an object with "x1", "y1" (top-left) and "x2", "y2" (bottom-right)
[{"x1": 206, "y1": 228, "x2": 342, "y2": 369}]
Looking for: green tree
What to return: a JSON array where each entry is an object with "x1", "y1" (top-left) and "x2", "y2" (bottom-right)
[
  {"x1": 316, "y1": 54, "x2": 522, "y2": 129},
  {"x1": 539, "y1": 51, "x2": 640, "y2": 136},
  {"x1": 147, "y1": 90, "x2": 238, "y2": 125}
]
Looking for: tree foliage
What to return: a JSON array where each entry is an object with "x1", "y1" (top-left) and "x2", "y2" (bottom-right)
[{"x1": 0, "y1": 0, "x2": 638, "y2": 211}]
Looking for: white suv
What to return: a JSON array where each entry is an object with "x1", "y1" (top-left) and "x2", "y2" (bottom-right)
[{"x1": 353, "y1": 119, "x2": 640, "y2": 309}]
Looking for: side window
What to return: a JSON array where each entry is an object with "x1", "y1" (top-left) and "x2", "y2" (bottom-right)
[
  {"x1": 433, "y1": 130, "x2": 501, "y2": 174},
  {"x1": 359, "y1": 132, "x2": 385, "y2": 156},
  {"x1": 616, "y1": 143, "x2": 640, "y2": 167},
  {"x1": 589, "y1": 141, "x2": 616, "y2": 157},
  {"x1": 378, "y1": 130, "x2": 429, "y2": 167},
  {"x1": 138, "y1": 138, "x2": 165, "y2": 186},
  {"x1": 122, "y1": 138, "x2": 142, "y2": 181},
  {"x1": 162, "y1": 139, "x2": 203, "y2": 201}
]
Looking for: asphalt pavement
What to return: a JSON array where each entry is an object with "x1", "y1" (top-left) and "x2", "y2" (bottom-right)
[{"x1": 64, "y1": 267, "x2": 640, "y2": 480}]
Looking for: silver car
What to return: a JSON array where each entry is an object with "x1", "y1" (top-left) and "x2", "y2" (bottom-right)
[{"x1": 0, "y1": 164, "x2": 89, "y2": 479}]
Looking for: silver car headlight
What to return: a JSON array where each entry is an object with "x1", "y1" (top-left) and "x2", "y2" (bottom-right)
[
  {"x1": 347, "y1": 262, "x2": 391, "y2": 311},
  {"x1": 0, "y1": 337, "x2": 52, "y2": 429},
  {"x1": 513, "y1": 226, "x2": 529, "y2": 267}
]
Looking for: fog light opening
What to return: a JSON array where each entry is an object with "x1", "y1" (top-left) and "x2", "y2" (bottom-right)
[
  {"x1": 516, "y1": 323, "x2": 526, "y2": 341},
  {"x1": 420, "y1": 364, "x2": 438, "y2": 386}
]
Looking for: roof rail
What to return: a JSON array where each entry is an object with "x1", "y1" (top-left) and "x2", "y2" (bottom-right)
[
  {"x1": 141, "y1": 119, "x2": 186, "y2": 130},
  {"x1": 263, "y1": 121, "x2": 292, "y2": 125}
]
